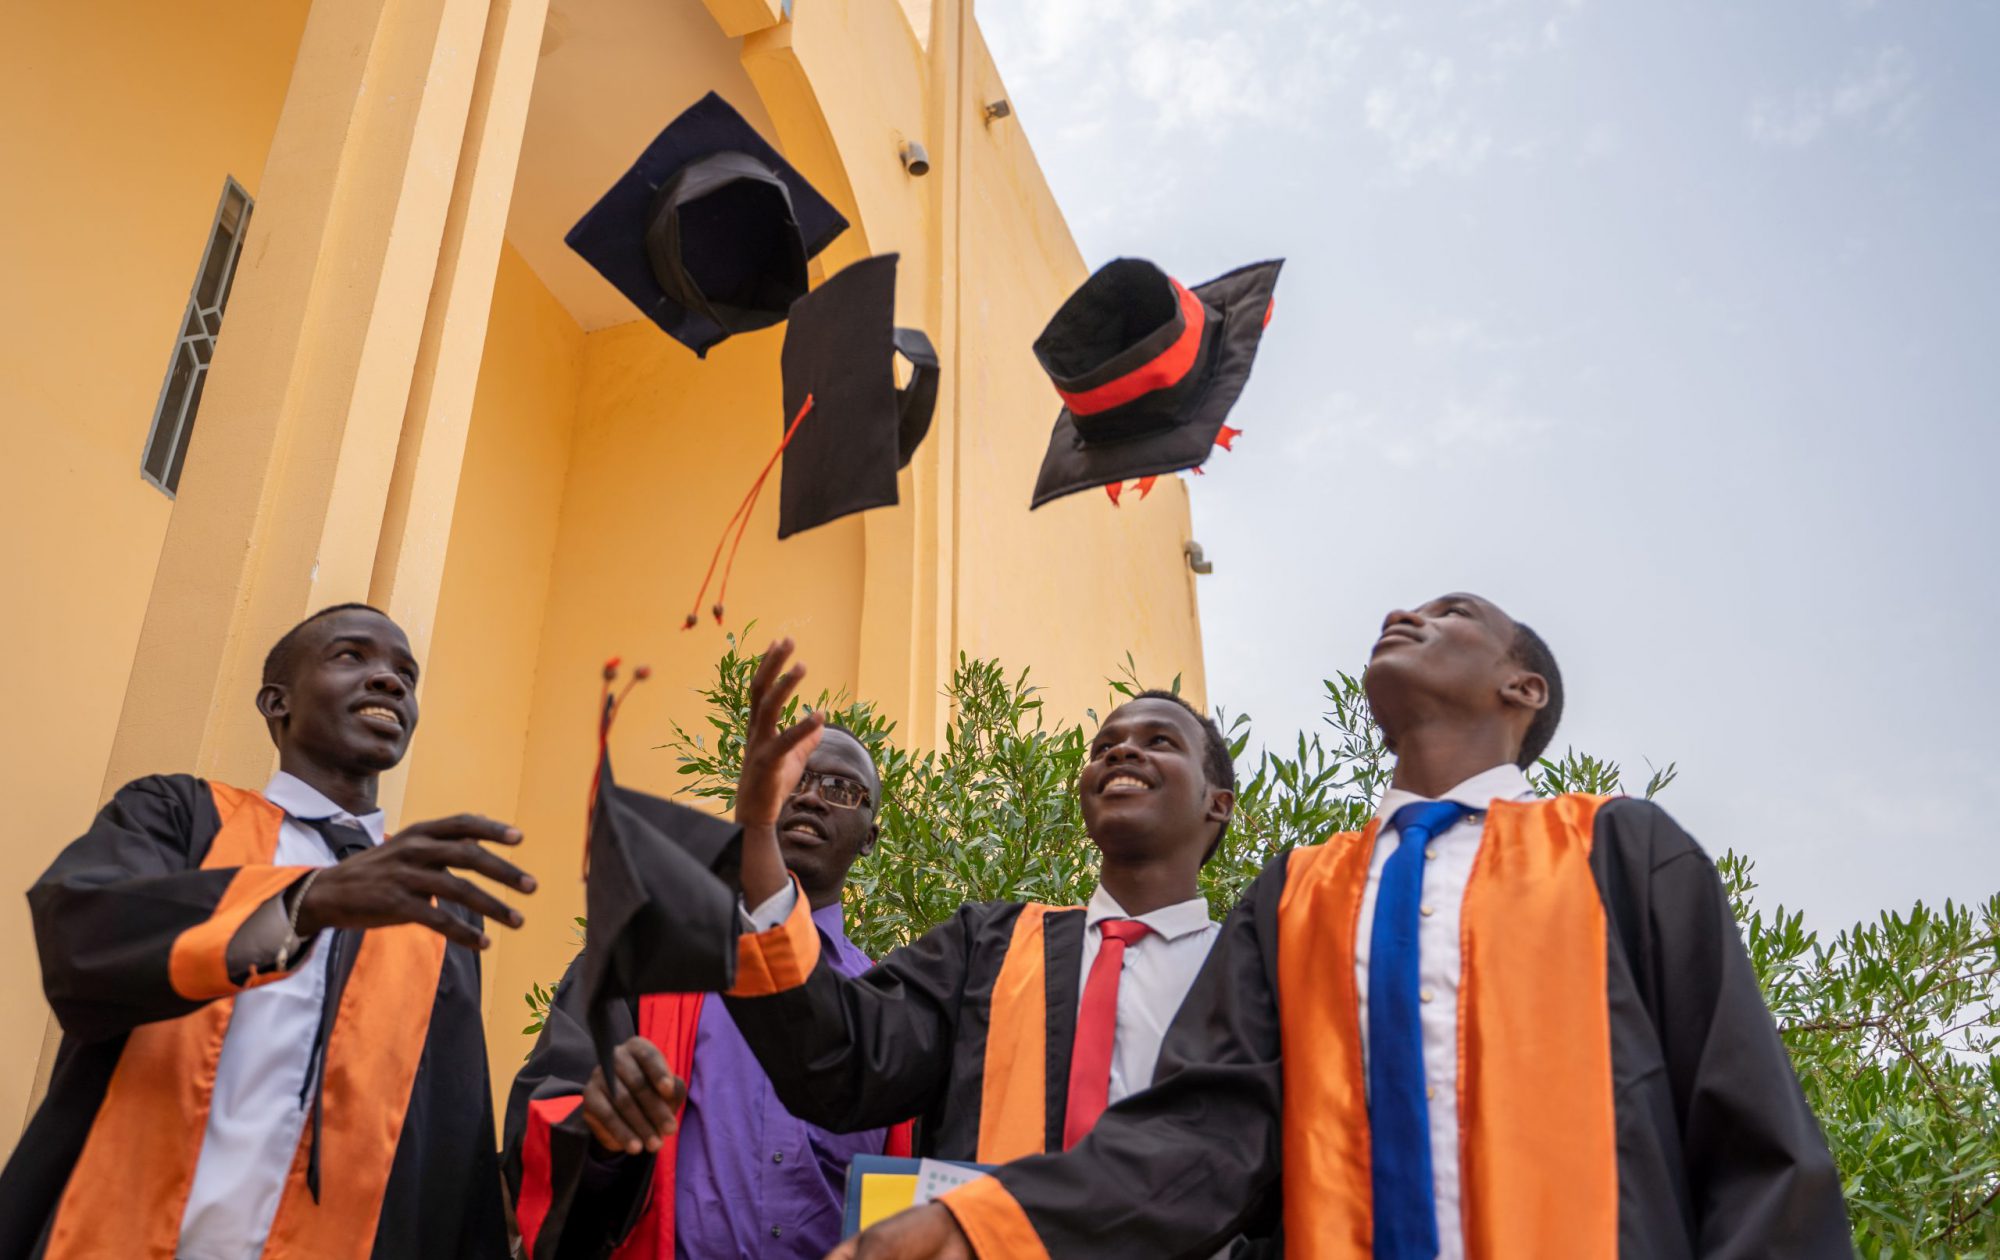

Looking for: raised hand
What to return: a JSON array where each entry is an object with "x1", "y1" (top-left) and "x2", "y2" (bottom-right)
[
  {"x1": 293, "y1": 813, "x2": 535, "y2": 949},
  {"x1": 823, "y1": 1204, "x2": 974, "y2": 1260},
  {"x1": 737, "y1": 638, "x2": 824, "y2": 906},
  {"x1": 582, "y1": 1035, "x2": 688, "y2": 1156}
]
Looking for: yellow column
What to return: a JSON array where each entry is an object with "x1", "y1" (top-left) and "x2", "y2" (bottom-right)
[
  {"x1": 99, "y1": 0, "x2": 492, "y2": 796},
  {"x1": 370, "y1": 0, "x2": 554, "y2": 822}
]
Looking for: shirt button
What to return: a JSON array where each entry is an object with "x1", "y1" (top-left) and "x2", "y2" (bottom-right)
[
  {"x1": 1426, "y1": 1085, "x2": 1436, "y2": 1100},
  {"x1": 771, "y1": 1226, "x2": 783, "y2": 1239},
  {"x1": 1419, "y1": 904, "x2": 1435, "y2": 917},
  {"x1": 1419, "y1": 988, "x2": 1435, "y2": 1003},
  {"x1": 1424, "y1": 845, "x2": 1437, "y2": 860},
  {"x1": 772, "y1": 1151, "x2": 784, "y2": 1164}
]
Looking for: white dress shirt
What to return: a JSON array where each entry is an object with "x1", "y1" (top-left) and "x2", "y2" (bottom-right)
[
  {"x1": 1079, "y1": 885, "x2": 1220, "y2": 1104},
  {"x1": 1353, "y1": 763, "x2": 1535, "y2": 1260},
  {"x1": 178, "y1": 771, "x2": 385, "y2": 1260},
  {"x1": 745, "y1": 883, "x2": 1219, "y2": 1101}
]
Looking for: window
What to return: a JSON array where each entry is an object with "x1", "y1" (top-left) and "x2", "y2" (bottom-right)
[{"x1": 141, "y1": 178, "x2": 253, "y2": 496}]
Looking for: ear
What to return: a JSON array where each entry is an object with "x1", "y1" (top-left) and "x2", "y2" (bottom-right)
[
  {"x1": 256, "y1": 682, "x2": 290, "y2": 725},
  {"x1": 1206, "y1": 787, "x2": 1236, "y2": 827},
  {"x1": 858, "y1": 822, "x2": 879, "y2": 860},
  {"x1": 1500, "y1": 668, "x2": 1548, "y2": 716}
]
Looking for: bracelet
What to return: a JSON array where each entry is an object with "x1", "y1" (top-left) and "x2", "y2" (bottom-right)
[{"x1": 276, "y1": 868, "x2": 324, "y2": 972}]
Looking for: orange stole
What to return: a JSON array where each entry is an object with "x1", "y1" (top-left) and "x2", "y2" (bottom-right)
[
  {"x1": 1275, "y1": 796, "x2": 1617, "y2": 1259},
  {"x1": 46, "y1": 783, "x2": 447, "y2": 1260},
  {"x1": 975, "y1": 904, "x2": 1065, "y2": 1164}
]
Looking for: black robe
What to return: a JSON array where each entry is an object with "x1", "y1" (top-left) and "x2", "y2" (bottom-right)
[
  {"x1": 0, "y1": 774, "x2": 508, "y2": 1260},
  {"x1": 937, "y1": 796, "x2": 1853, "y2": 1260},
  {"x1": 725, "y1": 897, "x2": 1088, "y2": 1163}
]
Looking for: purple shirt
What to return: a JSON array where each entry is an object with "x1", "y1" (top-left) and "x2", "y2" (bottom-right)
[{"x1": 673, "y1": 902, "x2": 887, "y2": 1260}]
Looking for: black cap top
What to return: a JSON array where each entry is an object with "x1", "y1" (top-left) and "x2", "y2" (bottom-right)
[
  {"x1": 566, "y1": 92, "x2": 850, "y2": 358},
  {"x1": 581, "y1": 753, "x2": 742, "y2": 1077},
  {"x1": 1029, "y1": 257, "x2": 1282, "y2": 508},
  {"x1": 776, "y1": 253, "x2": 940, "y2": 539}
]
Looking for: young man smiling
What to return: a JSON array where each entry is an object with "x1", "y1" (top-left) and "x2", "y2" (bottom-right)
[
  {"x1": 715, "y1": 638, "x2": 1236, "y2": 1167},
  {"x1": 0, "y1": 603, "x2": 537, "y2": 1260},
  {"x1": 835, "y1": 594, "x2": 1852, "y2": 1260},
  {"x1": 504, "y1": 722, "x2": 912, "y2": 1260}
]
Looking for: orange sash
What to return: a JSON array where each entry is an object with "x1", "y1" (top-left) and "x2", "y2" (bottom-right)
[
  {"x1": 976, "y1": 904, "x2": 1066, "y2": 1164},
  {"x1": 46, "y1": 783, "x2": 446, "y2": 1260},
  {"x1": 1275, "y1": 795, "x2": 1618, "y2": 1259}
]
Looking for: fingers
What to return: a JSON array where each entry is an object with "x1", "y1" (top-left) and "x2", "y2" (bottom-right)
[
  {"x1": 750, "y1": 638, "x2": 795, "y2": 712},
  {"x1": 398, "y1": 813, "x2": 523, "y2": 847},
  {"x1": 751, "y1": 640, "x2": 808, "y2": 737},
  {"x1": 410, "y1": 899, "x2": 490, "y2": 950},
  {"x1": 625, "y1": 1038, "x2": 688, "y2": 1110},
  {"x1": 424, "y1": 841, "x2": 537, "y2": 894},
  {"x1": 406, "y1": 869, "x2": 524, "y2": 930},
  {"x1": 769, "y1": 708, "x2": 826, "y2": 762},
  {"x1": 823, "y1": 1240, "x2": 860, "y2": 1260},
  {"x1": 612, "y1": 1044, "x2": 677, "y2": 1148},
  {"x1": 583, "y1": 1070, "x2": 644, "y2": 1155}
]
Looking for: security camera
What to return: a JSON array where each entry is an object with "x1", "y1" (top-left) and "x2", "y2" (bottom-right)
[{"x1": 901, "y1": 141, "x2": 930, "y2": 177}]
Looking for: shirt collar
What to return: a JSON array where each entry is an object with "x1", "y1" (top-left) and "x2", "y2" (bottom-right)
[
  {"x1": 1374, "y1": 762, "x2": 1534, "y2": 836},
  {"x1": 264, "y1": 771, "x2": 388, "y2": 844},
  {"x1": 1085, "y1": 884, "x2": 1216, "y2": 942},
  {"x1": 810, "y1": 900, "x2": 854, "y2": 948}
]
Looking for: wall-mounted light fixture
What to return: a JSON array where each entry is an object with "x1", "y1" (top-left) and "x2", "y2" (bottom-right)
[
  {"x1": 900, "y1": 140, "x2": 931, "y2": 177},
  {"x1": 1184, "y1": 541, "x2": 1214, "y2": 575},
  {"x1": 983, "y1": 99, "x2": 1012, "y2": 126}
]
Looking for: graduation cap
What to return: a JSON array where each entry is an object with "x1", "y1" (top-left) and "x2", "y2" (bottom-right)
[
  {"x1": 565, "y1": 91, "x2": 850, "y2": 358},
  {"x1": 1029, "y1": 257, "x2": 1282, "y2": 509},
  {"x1": 680, "y1": 254, "x2": 939, "y2": 626},
  {"x1": 581, "y1": 661, "x2": 742, "y2": 1076}
]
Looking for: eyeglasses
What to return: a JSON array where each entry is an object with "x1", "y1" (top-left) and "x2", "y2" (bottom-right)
[{"x1": 793, "y1": 770, "x2": 872, "y2": 811}]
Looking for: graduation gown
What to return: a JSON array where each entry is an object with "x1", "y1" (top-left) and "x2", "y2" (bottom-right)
[
  {"x1": 939, "y1": 795, "x2": 1854, "y2": 1260},
  {"x1": 726, "y1": 896, "x2": 1091, "y2": 1163},
  {"x1": 0, "y1": 774, "x2": 508, "y2": 1260},
  {"x1": 503, "y1": 954, "x2": 914, "y2": 1259}
]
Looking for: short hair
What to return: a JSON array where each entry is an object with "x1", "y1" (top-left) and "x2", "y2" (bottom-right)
[
  {"x1": 261, "y1": 603, "x2": 387, "y2": 688},
  {"x1": 1509, "y1": 622, "x2": 1564, "y2": 769},
  {"x1": 1131, "y1": 689, "x2": 1236, "y2": 858},
  {"x1": 818, "y1": 721, "x2": 882, "y2": 813}
]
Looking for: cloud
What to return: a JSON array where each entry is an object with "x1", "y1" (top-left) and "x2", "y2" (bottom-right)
[
  {"x1": 1745, "y1": 46, "x2": 1920, "y2": 148},
  {"x1": 1363, "y1": 51, "x2": 1495, "y2": 175}
]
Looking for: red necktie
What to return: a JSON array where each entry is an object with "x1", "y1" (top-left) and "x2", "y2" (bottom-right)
[{"x1": 1063, "y1": 918, "x2": 1154, "y2": 1149}]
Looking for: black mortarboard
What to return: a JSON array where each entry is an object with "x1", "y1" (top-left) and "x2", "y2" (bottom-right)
[
  {"x1": 777, "y1": 253, "x2": 940, "y2": 539},
  {"x1": 582, "y1": 751, "x2": 741, "y2": 1077},
  {"x1": 1029, "y1": 257, "x2": 1282, "y2": 508},
  {"x1": 565, "y1": 91, "x2": 850, "y2": 358},
  {"x1": 678, "y1": 255, "x2": 939, "y2": 626}
]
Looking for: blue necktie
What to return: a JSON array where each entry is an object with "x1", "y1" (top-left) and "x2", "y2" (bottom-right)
[{"x1": 1369, "y1": 799, "x2": 1472, "y2": 1260}]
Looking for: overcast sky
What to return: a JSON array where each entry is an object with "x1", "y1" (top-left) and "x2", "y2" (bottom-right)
[{"x1": 980, "y1": 0, "x2": 2000, "y2": 929}]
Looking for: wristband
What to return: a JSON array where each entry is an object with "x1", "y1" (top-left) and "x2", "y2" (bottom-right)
[{"x1": 276, "y1": 868, "x2": 324, "y2": 972}]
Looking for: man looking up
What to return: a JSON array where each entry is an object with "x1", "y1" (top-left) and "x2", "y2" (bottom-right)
[
  {"x1": 505, "y1": 722, "x2": 913, "y2": 1260},
  {"x1": 0, "y1": 603, "x2": 535, "y2": 1259},
  {"x1": 708, "y1": 639, "x2": 1235, "y2": 1167},
  {"x1": 837, "y1": 594, "x2": 1852, "y2": 1260}
]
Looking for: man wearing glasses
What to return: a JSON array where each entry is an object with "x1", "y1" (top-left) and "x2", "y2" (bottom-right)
[{"x1": 504, "y1": 718, "x2": 906, "y2": 1259}]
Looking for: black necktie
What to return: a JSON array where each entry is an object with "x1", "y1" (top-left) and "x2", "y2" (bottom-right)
[{"x1": 299, "y1": 817, "x2": 372, "y2": 1201}]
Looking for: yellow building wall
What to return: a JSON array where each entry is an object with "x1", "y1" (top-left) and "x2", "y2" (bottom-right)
[
  {"x1": 0, "y1": 0, "x2": 312, "y2": 1147},
  {"x1": 947, "y1": 27, "x2": 1209, "y2": 713}
]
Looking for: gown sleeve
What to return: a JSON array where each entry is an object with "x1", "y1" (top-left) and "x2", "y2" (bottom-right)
[
  {"x1": 1609, "y1": 801, "x2": 1854, "y2": 1259},
  {"x1": 502, "y1": 955, "x2": 653, "y2": 1260},
  {"x1": 28, "y1": 774, "x2": 312, "y2": 1043},
  {"x1": 720, "y1": 896, "x2": 983, "y2": 1135},
  {"x1": 939, "y1": 859, "x2": 1290, "y2": 1260}
]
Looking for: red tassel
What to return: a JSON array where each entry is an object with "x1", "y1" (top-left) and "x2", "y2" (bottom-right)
[
  {"x1": 682, "y1": 394, "x2": 817, "y2": 631},
  {"x1": 1135, "y1": 476, "x2": 1158, "y2": 500},
  {"x1": 585, "y1": 659, "x2": 651, "y2": 878},
  {"x1": 1215, "y1": 425, "x2": 1241, "y2": 451},
  {"x1": 1262, "y1": 297, "x2": 1275, "y2": 328},
  {"x1": 1105, "y1": 481, "x2": 1124, "y2": 506}
]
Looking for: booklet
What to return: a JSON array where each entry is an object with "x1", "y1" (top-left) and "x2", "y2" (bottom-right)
[{"x1": 842, "y1": 1155, "x2": 995, "y2": 1238}]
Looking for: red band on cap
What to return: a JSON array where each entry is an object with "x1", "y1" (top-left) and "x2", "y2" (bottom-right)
[{"x1": 1055, "y1": 280, "x2": 1207, "y2": 417}]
